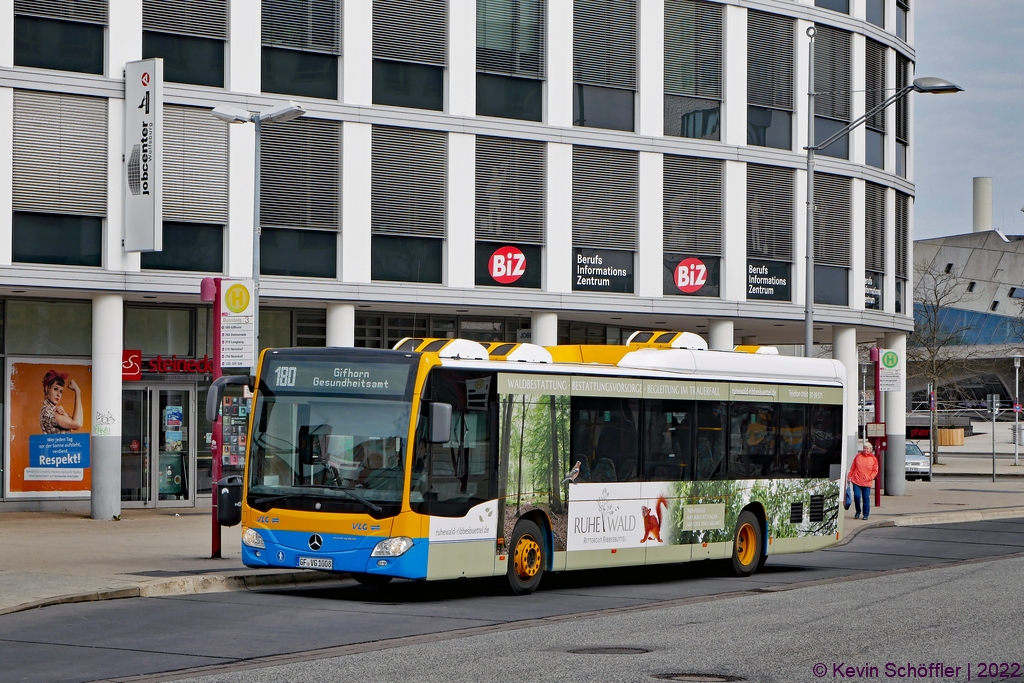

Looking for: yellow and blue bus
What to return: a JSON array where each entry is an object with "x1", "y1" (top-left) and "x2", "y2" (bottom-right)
[{"x1": 211, "y1": 332, "x2": 847, "y2": 595}]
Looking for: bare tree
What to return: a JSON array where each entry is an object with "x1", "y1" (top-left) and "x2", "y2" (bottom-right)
[{"x1": 908, "y1": 261, "x2": 981, "y2": 464}]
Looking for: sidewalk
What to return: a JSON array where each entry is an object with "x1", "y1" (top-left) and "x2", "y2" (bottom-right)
[{"x1": 2, "y1": 473, "x2": 1023, "y2": 617}]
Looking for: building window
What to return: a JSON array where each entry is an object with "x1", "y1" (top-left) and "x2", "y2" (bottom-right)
[
  {"x1": 813, "y1": 172, "x2": 852, "y2": 278},
  {"x1": 262, "y1": 0, "x2": 341, "y2": 99},
  {"x1": 573, "y1": 0, "x2": 637, "y2": 132},
  {"x1": 865, "y1": 182, "x2": 886, "y2": 284},
  {"x1": 664, "y1": 155, "x2": 722, "y2": 298},
  {"x1": 866, "y1": 0, "x2": 885, "y2": 28},
  {"x1": 14, "y1": 15, "x2": 104, "y2": 74},
  {"x1": 142, "y1": 0, "x2": 228, "y2": 87},
  {"x1": 260, "y1": 228, "x2": 337, "y2": 278},
  {"x1": 815, "y1": 0, "x2": 849, "y2": 14},
  {"x1": 865, "y1": 39, "x2": 887, "y2": 170},
  {"x1": 163, "y1": 105, "x2": 230, "y2": 228},
  {"x1": 12, "y1": 212, "x2": 102, "y2": 267},
  {"x1": 373, "y1": 0, "x2": 447, "y2": 111},
  {"x1": 814, "y1": 26, "x2": 851, "y2": 160},
  {"x1": 747, "y1": 11, "x2": 794, "y2": 150},
  {"x1": 477, "y1": 0, "x2": 544, "y2": 121},
  {"x1": 6, "y1": 299, "x2": 92, "y2": 356},
  {"x1": 124, "y1": 308, "x2": 193, "y2": 357},
  {"x1": 896, "y1": 54, "x2": 911, "y2": 178},
  {"x1": 371, "y1": 236, "x2": 443, "y2": 284},
  {"x1": 371, "y1": 126, "x2": 447, "y2": 280},
  {"x1": 664, "y1": 0, "x2": 722, "y2": 141},
  {"x1": 896, "y1": 0, "x2": 909, "y2": 41},
  {"x1": 141, "y1": 223, "x2": 224, "y2": 272},
  {"x1": 814, "y1": 265, "x2": 849, "y2": 306}
]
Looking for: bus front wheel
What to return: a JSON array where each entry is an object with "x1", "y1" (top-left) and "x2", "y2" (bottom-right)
[
  {"x1": 507, "y1": 519, "x2": 545, "y2": 595},
  {"x1": 731, "y1": 511, "x2": 763, "y2": 577}
]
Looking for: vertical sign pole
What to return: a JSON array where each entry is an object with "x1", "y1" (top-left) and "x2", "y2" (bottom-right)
[
  {"x1": 1015, "y1": 357, "x2": 1020, "y2": 467},
  {"x1": 928, "y1": 382, "x2": 936, "y2": 466},
  {"x1": 211, "y1": 278, "x2": 223, "y2": 558},
  {"x1": 871, "y1": 347, "x2": 882, "y2": 509},
  {"x1": 992, "y1": 395, "x2": 997, "y2": 483}
]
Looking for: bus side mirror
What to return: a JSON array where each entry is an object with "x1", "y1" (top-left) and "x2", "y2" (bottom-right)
[
  {"x1": 206, "y1": 375, "x2": 254, "y2": 422},
  {"x1": 429, "y1": 402, "x2": 452, "y2": 444}
]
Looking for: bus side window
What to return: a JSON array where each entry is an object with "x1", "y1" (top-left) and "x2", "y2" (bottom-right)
[
  {"x1": 807, "y1": 404, "x2": 842, "y2": 478},
  {"x1": 570, "y1": 397, "x2": 640, "y2": 483},
  {"x1": 778, "y1": 405, "x2": 806, "y2": 477},
  {"x1": 695, "y1": 401, "x2": 726, "y2": 480},
  {"x1": 642, "y1": 400, "x2": 694, "y2": 481}
]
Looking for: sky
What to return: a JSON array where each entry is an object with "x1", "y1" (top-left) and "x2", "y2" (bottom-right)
[{"x1": 914, "y1": 1, "x2": 1024, "y2": 239}]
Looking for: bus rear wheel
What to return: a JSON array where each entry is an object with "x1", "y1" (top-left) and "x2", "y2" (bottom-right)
[
  {"x1": 507, "y1": 519, "x2": 545, "y2": 595},
  {"x1": 731, "y1": 511, "x2": 763, "y2": 577}
]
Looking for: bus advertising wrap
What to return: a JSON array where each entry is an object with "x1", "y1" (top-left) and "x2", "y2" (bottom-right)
[{"x1": 6, "y1": 360, "x2": 92, "y2": 496}]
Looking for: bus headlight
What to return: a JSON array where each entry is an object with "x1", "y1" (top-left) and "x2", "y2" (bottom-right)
[
  {"x1": 371, "y1": 537, "x2": 413, "y2": 557},
  {"x1": 242, "y1": 527, "x2": 265, "y2": 549}
]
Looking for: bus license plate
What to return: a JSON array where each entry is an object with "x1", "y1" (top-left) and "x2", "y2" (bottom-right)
[{"x1": 298, "y1": 557, "x2": 333, "y2": 570}]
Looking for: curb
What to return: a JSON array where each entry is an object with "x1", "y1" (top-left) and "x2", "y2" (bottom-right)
[
  {"x1": 0, "y1": 569, "x2": 346, "y2": 617},
  {"x1": 837, "y1": 506, "x2": 1024, "y2": 546}
]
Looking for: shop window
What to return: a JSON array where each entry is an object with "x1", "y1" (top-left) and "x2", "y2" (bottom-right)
[
  {"x1": 143, "y1": 31, "x2": 225, "y2": 87},
  {"x1": 262, "y1": 47, "x2": 338, "y2": 100},
  {"x1": 747, "y1": 106, "x2": 791, "y2": 150},
  {"x1": 372, "y1": 236, "x2": 443, "y2": 284},
  {"x1": 372, "y1": 60, "x2": 444, "y2": 111},
  {"x1": 355, "y1": 314, "x2": 384, "y2": 348},
  {"x1": 476, "y1": 73, "x2": 542, "y2": 121},
  {"x1": 573, "y1": 85, "x2": 635, "y2": 132},
  {"x1": 141, "y1": 223, "x2": 223, "y2": 273},
  {"x1": 260, "y1": 228, "x2": 337, "y2": 278},
  {"x1": 570, "y1": 397, "x2": 640, "y2": 483},
  {"x1": 259, "y1": 310, "x2": 292, "y2": 352},
  {"x1": 814, "y1": 265, "x2": 849, "y2": 306},
  {"x1": 12, "y1": 212, "x2": 102, "y2": 268},
  {"x1": 124, "y1": 308, "x2": 192, "y2": 357},
  {"x1": 14, "y1": 15, "x2": 104, "y2": 74},
  {"x1": 6, "y1": 299, "x2": 92, "y2": 356}
]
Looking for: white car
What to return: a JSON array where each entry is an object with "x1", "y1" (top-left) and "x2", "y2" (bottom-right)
[{"x1": 905, "y1": 442, "x2": 932, "y2": 481}]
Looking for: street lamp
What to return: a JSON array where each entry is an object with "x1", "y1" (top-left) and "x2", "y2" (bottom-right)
[
  {"x1": 1015, "y1": 355, "x2": 1021, "y2": 466},
  {"x1": 803, "y1": 26, "x2": 962, "y2": 357},
  {"x1": 210, "y1": 101, "x2": 306, "y2": 373}
]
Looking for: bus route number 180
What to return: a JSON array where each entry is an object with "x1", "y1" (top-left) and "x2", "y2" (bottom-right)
[{"x1": 274, "y1": 366, "x2": 297, "y2": 387}]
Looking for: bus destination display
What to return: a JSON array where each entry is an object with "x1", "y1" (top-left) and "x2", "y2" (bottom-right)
[{"x1": 263, "y1": 360, "x2": 412, "y2": 396}]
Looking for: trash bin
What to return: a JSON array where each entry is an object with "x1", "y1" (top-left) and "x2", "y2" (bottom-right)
[{"x1": 217, "y1": 475, "x2": 243, "y2": 527}]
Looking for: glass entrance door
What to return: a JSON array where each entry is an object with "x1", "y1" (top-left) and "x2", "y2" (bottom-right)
[{"x1": 121, "y1": 385, "x2": 195, "y2": 507}]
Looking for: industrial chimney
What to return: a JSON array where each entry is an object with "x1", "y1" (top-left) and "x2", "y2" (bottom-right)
[{"x1": 973, "y1": 177, "x2": 992, "y2": 233}]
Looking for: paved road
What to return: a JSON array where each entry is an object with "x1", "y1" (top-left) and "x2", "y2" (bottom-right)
[{"x1": 1, "y1": 519, "x2": 1022, "y2": 683}]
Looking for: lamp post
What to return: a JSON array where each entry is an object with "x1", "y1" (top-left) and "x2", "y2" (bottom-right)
[
  {"x1": 1015, "y1": 355, "x2": 1021, "y2": 466},
  {"x1": 803, "y1": 26, "x2": 962, "y2": 357},
  {"x1": 211, "y1": 101, "x2": 306, "y2": 374}
]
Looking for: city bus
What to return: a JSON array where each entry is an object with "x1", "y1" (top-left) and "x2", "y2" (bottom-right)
[{"x1": 209, "y1": 332, "x2": 847, "y2": 595}]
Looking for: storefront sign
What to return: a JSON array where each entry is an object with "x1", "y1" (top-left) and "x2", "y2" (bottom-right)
[
  {"x1": 664, "y1": 255, "x2": 720, "y2": 297},
  {"x1": 865, "y1": 272, "x2": 882, "y2": 310},
  {"x1": 122, "y1": 350, "x2": 143, "y2": 381},
  {"x1": 747, "y1": 260, "x2": 791, "y2": 301},
  {"x1": 123, "y1": 58, "x2": 163, "y2": 252},
  {"x1": 573, "y1": 248, "x2": 634, "y2": 293},
  {"x1": 6, "y1": 360, "x2": 92, "y2": 497},
  {"x1": 475, "y1": 242, "x2": 541, "y2": 288},
  {"x1": 146, "y1": 355, "x2": 215, "y2": 374},
  {"x1": 220, "y1": 279, "x2": 255, "y2": 368}
]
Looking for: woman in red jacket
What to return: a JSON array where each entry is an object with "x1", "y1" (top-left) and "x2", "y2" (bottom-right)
[{"x1": 848, "y1": 441, "x2": 879, "y2": 520}]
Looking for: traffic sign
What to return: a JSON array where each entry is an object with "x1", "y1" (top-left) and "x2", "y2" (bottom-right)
[{"x1": 1014, "y1": 403, "x2": 1022, "y2": 414}]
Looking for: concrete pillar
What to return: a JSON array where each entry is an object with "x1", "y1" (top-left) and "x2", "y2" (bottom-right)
[
  {"x1": 636, "y1": 151, "x2": 663, "y2": 297},
  {"x1": 446, "y1": 132, "x2": 475, "y2": 288},
  {"x1": 832, "y1": 326, "x2": 859, "y2": 468},
  {"x1": 341, "y1": 122, "x2": 372, "y2": 282},
  {"x1": 637, "y1": 0, "x2": 664, "y2": 137},
  {"x1": 0, "y1": 0, "x2": 12, "y2": 67},
  {"x1": 546, "y1": 0, "x2": 573, "y2": 127},
  {"x1": 227, "y1": 123, "x2": 255, "y2": 278},
  {"x1": 91, "y1": 294, "x2": 123, "y2": 520},
  {"x1": 721, "y1": 161, "x2": 746, "y2": 301},
  {"x1": 708, "y1": 319, "x2": 734, "y2": 350},
  {"x1": 532, "y1": 312, "x2": 558, "y2": 347},
  {"x1": 447, "y1": 0, "x2": 476, "y2": 116},
  {"x1": 108, "y1": 0, "x2": 142, "y2": 79},
  {"x1": 721, "y1": 5, "x2": 747, "y2": 146},
  {"x1": 883, "y1": 331, "x2": 907, "y2": 496},
  {"x1": 227, "y1": 0, "x2": 261, "y2": 92},
  {"x1": 342, "y1": 0, "x2": 372, "y2": 105},
  {"x1": 545, "y1": 143, "x2": 573, "y2": 292},
  {"x1": 0, "y1": 86, "x2": 11, "y2": 266},
  {"x1": 326, "y1": 303, "x2": 355, "y2": 347}
]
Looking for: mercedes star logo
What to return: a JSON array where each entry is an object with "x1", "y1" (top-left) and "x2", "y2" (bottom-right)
[{"x1": 308, "y1": 534, "x2": 323, "y2": 551}]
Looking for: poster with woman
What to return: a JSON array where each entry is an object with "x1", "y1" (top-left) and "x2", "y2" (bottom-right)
[{"x1": 6, "y1": 360, "x2": 92, "y2": 496}]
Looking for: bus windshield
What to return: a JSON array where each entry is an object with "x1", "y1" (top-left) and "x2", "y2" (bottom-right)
[{"x1": 246, "y1": 351, "x2": 418, "y2": 517}]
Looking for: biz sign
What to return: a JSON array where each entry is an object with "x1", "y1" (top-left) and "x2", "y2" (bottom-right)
[
  {"x1": 221, "y1": 280, "x2": 255, "y2": 368},
  {"x1": 663, "y1": 255, "x2": 720, "y2": 297},
  {"x1": 475, "y1": 242, "x2": 541, "y2": 288},
  {"x1": 123, "y1": 58, "x2": 164, "y2": 252}
]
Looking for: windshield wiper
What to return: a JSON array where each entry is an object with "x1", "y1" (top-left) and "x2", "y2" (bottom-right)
[{"x1": 319, "y1": 485, "x2": 383, "y2": 514}]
